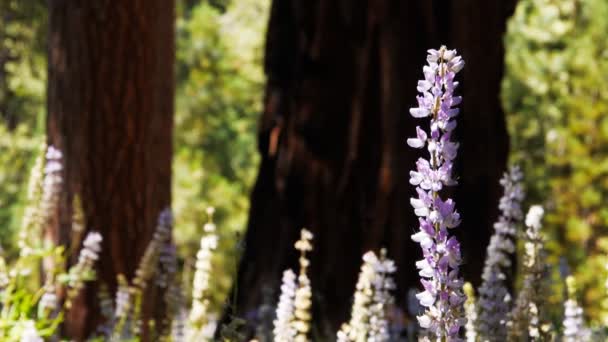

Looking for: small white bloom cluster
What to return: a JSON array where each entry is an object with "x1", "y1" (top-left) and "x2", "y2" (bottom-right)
[
  {"x1": 188, "y1": 207, "x2": 219, "y2": 337},
  {"x1": 476, "y1": 166, "x2": 524, "y2": 341},
  {"x1": 524, "y1": 205, "x2": 544, "y2": 231},
  {"x1": 293, "y1": 229, "x2": 313, "y2": 342},
  {"x1": 507, "y1": 205, "x2": 549, "y2": 341},
  {"x1": 273, "y1": 228, "x2": 314, "y2": 342},
  {"x1": 562, "y1": 276, "x2": 590, "y2": 342},
  {"x1": 337, "y1": 249, "x2": 396, "y2": 342}
]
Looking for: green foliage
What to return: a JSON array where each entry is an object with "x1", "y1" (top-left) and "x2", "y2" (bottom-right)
[
  {"x1": 0, "y1": 0, "x2": 46, "y2": 127},
  {"x1": 173, "y1": 0, "x2": 268, "y2": 313},
  {"x1": 0, "y1": 0, "x2": 46, "y2": 255},
  {"x1": 503, "y1": 0, "x2": 608, "y2": 324}
]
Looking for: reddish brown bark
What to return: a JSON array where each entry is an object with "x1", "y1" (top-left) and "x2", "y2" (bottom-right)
[
  {"x1": 231, "y1": 0, "x2": 517, "y2": 336},
  {"x1": 47, "y1": 0, "x2": 174, "y2": 339}
]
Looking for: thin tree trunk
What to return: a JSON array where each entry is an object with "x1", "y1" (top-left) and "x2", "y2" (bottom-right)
[
  {"x1": 230, "y1": 0, "x2": 516, "y2": 336},
  {"x1": 47, "y1": 1, "x2": 174, "y2": 339}
]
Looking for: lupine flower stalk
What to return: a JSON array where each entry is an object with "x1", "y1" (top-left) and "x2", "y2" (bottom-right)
[
  {"x1": 337, "y1": 249, "x2": 396, "y2": 342},
  {"x1": 132, "y1": 209, "x2": 173, "y2": 290},
  {"x1": 157, "y1": 239, "x2": 181, "y2": 339},
  {"x1": 112, "y1": 274, "x2": 134, "y2": 340},
  {"x1": 293, "y1": 228, "x2": 313, "y2": 342},
  {"x1": 507, "y1": 205, "x2": 549, "y2": 342},
  {"x1": 476, "y1": 166, "x2": 524, "y2": 341},
  {"x1": 188, "y1": 207, "x2": 218, "y2": 339},
  {"x1": 162, "y1": 280, "x2": 185, "y2": 340},
  {"x1": 273, "y1": 269, "x2": 297, "y2": 341},
  {"x1": 407, "y1": 46, "x2": 466, "y2": 340},
  {"x1": 18, "y1": 144, "x2": 45, "y2": 257},
  {"x1": 40, "y1": 146, "x2": 63, "y2": 227},
  {"x1": 256, "y1": 286, "x2": 276, "y2": 342},
  {"x1": 562, "y1": 276, "x2": 589, "y2": 342},
  {"x1": 65, "y1": 231, "x2": 103, "y2": 308},
  {"x1": 462, "y1": 283, "x2": 477, "y2": 342},
  {"x1": 171, "y1": 307, "x2": 188, "y2": 342},
  {"x1": 366, "y1": 250, "x2": 396, "y2": 341},
  {"x1": 96, "y1": 283, "x2": 115, "y2": 337}
]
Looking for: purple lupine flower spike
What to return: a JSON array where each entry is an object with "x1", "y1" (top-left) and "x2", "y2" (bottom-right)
[
  {"x1": 408, "y1": 46, "x2": 466, "y2": 341},
  {"x1": 476, "y1": 166, "x2": 524, "y2": 341}
]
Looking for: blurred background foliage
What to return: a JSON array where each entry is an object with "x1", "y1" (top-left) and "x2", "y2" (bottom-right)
[
  {"x1": 0, "y1": 0, "x2": 46, "y2": 253},
  {"x1": 0, "y1": 0, "x2": 268, "y2": 315},
  {"x1": 2, "y1": 0, "x2": 608, "y2": 329},
  {"x1": 503, "y1": 0, "x2": 608, "y2": 324},
  {"x1": 173, "y1": 0, "x2": 268, "y2": 312}
]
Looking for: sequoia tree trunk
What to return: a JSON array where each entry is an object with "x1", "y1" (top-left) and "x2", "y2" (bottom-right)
[
  {"x1": 231, "y1": 0, "x2": 517, "y2": 336},
  {"x1": 47, "y1": 1, "x2": 174, "y2": 340}
]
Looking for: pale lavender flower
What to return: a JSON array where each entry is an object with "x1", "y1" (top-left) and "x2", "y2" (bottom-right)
[
  {"x1": 156, "y1": 243, "x2": 178, "y2": 288},
  {"x1": 368, "y1": 251, "x2": 396, "y2": 342},
  {"x1": 408, "y1": 46, "x2": 466, "y2": 340},
  {"x1": 476, "y1": 166, "x2": 524, "y2": 341},
  {"x1": 338, "y1": 250, "x2": 396, "y2": 342},
  {"x1": 507, "y1": 205, "x2": 549, "y2": 341},
  {"x1": 40, "y1": 146, "x2": 62, "y2": 226},
  {"x1": 115, "y1": 282, "x2": 131, "y2": 319},
  {"x1": 78, "y1": 231, "x2": 103, "y2": 265},
  {"x1": 133, "y1": 208, "x2": 172, "y2": 289},
  {"x1": 66, "y1": 231, "x2": 103, "y2": 308},
  {"x1": 273, "y1": 269, "x2": 297, "y2": 342}
]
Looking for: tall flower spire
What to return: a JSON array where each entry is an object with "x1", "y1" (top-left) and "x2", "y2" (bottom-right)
[
  {"x1": 273, "y1": 269, "x2": 297, "y2": 341},
  {"x1": 189, "y1": 207, "x2": 219, "y2": 338},
  {"x1": 337, "y1": 249, "x2": 396, "y2": 342},
  {"x1": 273, "y1": 228, "x2": 314, "y2": 342},
  {"x1": 476, "y1": 166, "x2": 524, "y2": 341},
  {"x1": 507, "y1": 205, "x2": 550, "y2": 341},
  {"x1": 408, "y1": 46, "x2": 466, "y2": 340}
]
